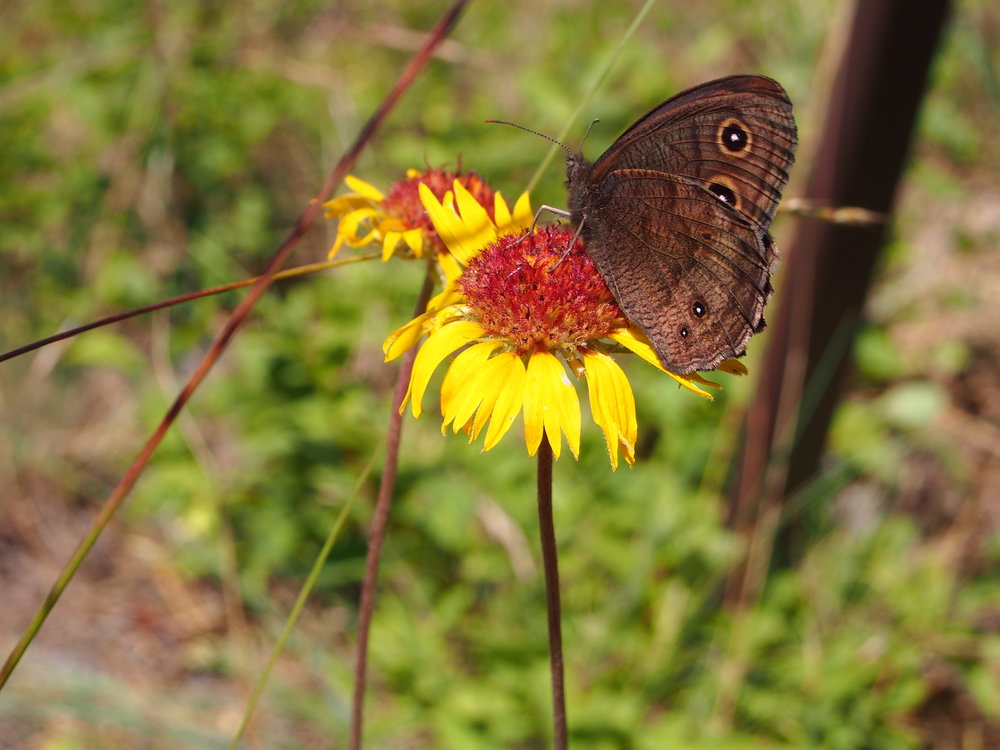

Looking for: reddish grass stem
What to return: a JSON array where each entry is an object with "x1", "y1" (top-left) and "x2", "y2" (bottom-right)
[
  {"x1": 0, "y1": 0, "x2": 470, "y2": 691},
  {"x1": 536, "y1": 437, "x2": 567, "y2": 750},
  {"x1": 0, "y1": 256, "x2": 377, "y2": 365},
  {"x1": 349, "y1": 264, "x2": 434, "y2": 750}
]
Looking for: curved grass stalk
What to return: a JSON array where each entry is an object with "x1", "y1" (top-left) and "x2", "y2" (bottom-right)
[
  {"x1": 228, "y1": 441, "x2": 383, "y2": 750},
  {"x1": 523, "y1": 0, "x2": 656, "y2": 195}
]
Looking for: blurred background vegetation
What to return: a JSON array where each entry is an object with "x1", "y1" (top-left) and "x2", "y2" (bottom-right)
[{"x1": 1, "y1": 0, "x2": 998, "y2": 748}]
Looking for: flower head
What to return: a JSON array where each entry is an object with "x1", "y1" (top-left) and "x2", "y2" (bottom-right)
[
  {"x1": 384, "y1": 181, "x2": 741, "y2": 469},
  {"x1": 323, "y1": 167, "x2": 495, "y2": 262}
]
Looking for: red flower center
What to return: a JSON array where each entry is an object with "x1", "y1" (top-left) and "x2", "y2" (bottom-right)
[{"x1": 460, "y1": 226, "x2": 624, "y2": 355}]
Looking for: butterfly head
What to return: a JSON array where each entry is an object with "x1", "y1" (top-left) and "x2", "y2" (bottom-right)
[{"x1": 564, "y1": 151, "x2": 594, "y2": 227}]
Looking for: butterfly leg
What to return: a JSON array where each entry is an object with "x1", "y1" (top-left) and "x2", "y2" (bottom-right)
[
  {"x1": 498, "y1": 204, "x2": 575, "y2": 278},
  {"x1": 508, "y1": 204, "x2": 581, "y2": 272},
  {"x1": 549, "y1": 211, "x2": 585, "y2": 272},
  {"x1": 500, "y1": 205, "x2": 567, "y2": 250}
]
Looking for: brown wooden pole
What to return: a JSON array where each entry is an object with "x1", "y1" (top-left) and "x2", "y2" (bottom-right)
[{"x1": 727, "y1": 0, "x2": 952, "y2": 601}]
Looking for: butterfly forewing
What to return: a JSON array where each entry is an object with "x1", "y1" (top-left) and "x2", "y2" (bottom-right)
[{"x1": 591, "y1": 75, "x2": 797, "y2": 231}]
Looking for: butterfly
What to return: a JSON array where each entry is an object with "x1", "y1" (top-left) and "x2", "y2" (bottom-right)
[{"x1": 565, "y1": 75, "x2": 797, "y2": 374}]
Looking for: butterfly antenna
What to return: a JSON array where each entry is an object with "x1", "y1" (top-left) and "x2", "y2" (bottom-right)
[{"x1": 485, "y1": 119, "x2": 576, "y2": 159}]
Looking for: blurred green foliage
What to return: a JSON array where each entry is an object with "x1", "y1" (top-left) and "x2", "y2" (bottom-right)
[{"x1": 2, "y1": 0, "x2": 999, "y2": 749}]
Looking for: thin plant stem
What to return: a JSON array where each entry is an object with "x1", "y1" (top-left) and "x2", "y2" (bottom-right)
[
  {"x1": 349, "y1": 261, "x2": 436, "y2": 750},
  {"x1": 0, "y1": 255, "x2": 378, "y2": 365},
  {"x1": 523, "y1": 0, "x2": 656, "y2": 195},
  {"x1": 0, "y1": 0, "x2": 469, "y2": 691},
  {"x1": 536, "y1": 436, "x2": 567, "y2": 750},
  {"x1": 227, "y1": 442, "x2": 382, "y2": 750}
]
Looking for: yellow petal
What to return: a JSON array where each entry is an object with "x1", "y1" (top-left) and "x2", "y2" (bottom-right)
[
  {"x1": 453, "y1": 182, "x2": 494, "y2": 230},
  {"x1": 323, "y1": 194, "x2": 374, "y2": 218},
  {"x1": 509, "y1": 192, "x2": 534, "y2": 230},
  {"x1": 450, "y1": 181, "x2": 501, "y2": 265},
  {"x1": 402, "y1": 228, "x2": 425, "y2": 256},
  {"x1": 383, "y1": 314, "x2": 429, "y2": 361},
  {"x1": 440, "y1": 341, "x2": 503, "y2": 432},
  {"x1": 717, "y1": 358, "x2": 749, "y2": 376},
  {"x1": 468, "y1": 354, "x2": 515, "y2": 443},
  {"x1": 327, "y1": 233, "x2": 345, "y2": 260},
  {"x1": 419, "y1": 183, "x2": 484, "y2": 264},
  {"x1": 608, "y1": 327, "x2": 714, "y2": 400},
  {"x1": 382, "y1": 230, "x2": 401, "y2": 261},
  {"x1": 582, "y1": 349, "x2": 637, "y2": 470},
  {"x1": 338, "y1": 207, "x2": 383, "y2": 246},
  {"x1": 425, "y1": 284, "x2": 463, "y2": 315},
  {"x1": 493, "y1": 191, "x2": 512, "y2": 228},
  {"x1": 448, "y1": 345, "x2": 523, "y2": 444},
  {"x1": 345, "y1": 174, "x2": 385, "y2": 201},
  {"x1": 493, "y1": 190, "x2": 534, "y2": 233},
  {"x1": 523, "y1": 350, "x2": 581, "y2": 459},
  {"x1": 482, "y1": 353, "x2": 526, "y2": 450},
  {"x1": 438, "y1": 252, "x2": 464, "y2": 283},
  {"x1": 408, "y1": 320, "x2": 486, "y2": 418},
  {"x1": 689, "y1": 372, "x2": 723, "y2": 390}
]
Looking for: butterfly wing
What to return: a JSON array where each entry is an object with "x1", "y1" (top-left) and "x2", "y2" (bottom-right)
[
  {"x1": 568, "y1": 75, "x2": 797, "y2": 374},
  {"x1": 591, "y1": 75, "x2": 797, "y2": 230},
  {"x1": 579, "y1": 170, "x2": 775, "y2": 373}
]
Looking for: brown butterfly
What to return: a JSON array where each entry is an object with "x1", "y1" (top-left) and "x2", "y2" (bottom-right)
[{"x1": 566, "y1": 75, "x2": 797, "y2": 374}]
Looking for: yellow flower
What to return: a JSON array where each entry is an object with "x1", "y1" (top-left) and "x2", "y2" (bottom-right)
[
  {"x1": 384, "y1": 181, "x2": 743, "y2": 469},
  {"x1": 323, "y1": 167, "x2": 497, "y2": 263}
]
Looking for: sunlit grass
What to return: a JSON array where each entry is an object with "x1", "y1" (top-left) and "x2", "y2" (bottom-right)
[{"x1": 1, "y1": 0, "x2": 998, "y2": 747}]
